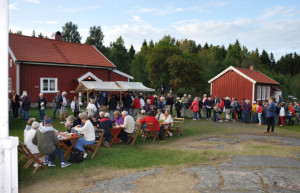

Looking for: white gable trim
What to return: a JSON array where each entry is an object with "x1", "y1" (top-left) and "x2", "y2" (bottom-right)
[
  {"x1": 112, "y1": 69, "x2": 134, "y2": 80},
  {"x1": 77, "y1": 72, "x2": 102, "y2": 82},
  {"x1": 208, "y1": 66, "x2": 256, "y2": 84},
  {"x1": 8, "y1": 46, "x2": 17, "y2": 62},
  {"x1": 92, "y1": 45, "x2": 116, "y2": 68}
]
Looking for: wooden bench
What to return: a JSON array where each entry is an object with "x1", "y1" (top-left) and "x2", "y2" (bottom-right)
[
  {"x1": 18, "y1": 142, "x2": 47, "y2": 173},
  {"x1": 84, "y1": 129, "x2": 105, "y2": 159},
  {"x1": 141, "y1": 123, "x2": 160, "y2": 142},
  {"x1": 170, "y1": 118, "x2": 184, "y2": 136}
]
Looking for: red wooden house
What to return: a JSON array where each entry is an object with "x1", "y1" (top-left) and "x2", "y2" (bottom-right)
[
  {"x1": 208, "y1": 66, "x2": 281, "y2": 103},
  {"x1": 8, "y1": 32, "x2": 133, "y2": 101}
]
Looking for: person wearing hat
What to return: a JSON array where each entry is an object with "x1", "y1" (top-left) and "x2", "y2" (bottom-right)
[
  {"x1": 52, "y1": 90, "x2": 60, "y2": 119},
  {"x1": 32, "y1": 118, "x2": 71, "y2": 168},
  {"x1": 135, "y1": 110, "x2": 147, "y2": 123},
  {"x1": 175, "y1": 97, "x2": 183, "y2": 118}
]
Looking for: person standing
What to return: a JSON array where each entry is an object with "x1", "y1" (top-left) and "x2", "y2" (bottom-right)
[
  {"x1": 166, "y1": 94, "x2": 174, "y2": 116},
  {"x1": 132, "y1": 95, "x2": 141, "y2": 119},
  {"x1": 205, "y1": 96, "x2": 213, "y2": 120},
  {"x1": 190, "y1": 97, "x2": 199, "y2": 120},
  {"x1": 240, "y1": 99, "x2": 246, "y2": 123},
  {"x1": 252, "y1": 101, "x2": 258, "y2": 123},
  {"x1": 53, "y1": 91, "x2": 60, "y2": 119},
  {"x1": 294, "y1": 103, "x2": 300, "y2": 124},
  {"x1": 37, "y1": 93, "x2": 47, "y2": 121},
  {"x1": 202, "y1": 94, "x2": 207, "y2": 119},
  {"x1": 10, "y1": 90, "x2": 20, "y2": 118},
  {"x1": 175, "y1": 97, "x2": 182, "y2": 118},
  {"x1": 257, "y1": 102, "x2": 263, "y2": 125},
  {"x1": 157, "y1": 97, "x2": 166, "y2": 114},
  {"x1": 198, "y1": 97, "x2": 203, "y2": 119},
  {"x1": 187, "y1": 95, "x2": 194, "y2": 119},
  {"x1": 287, "y1": 103, "x2": 295, "y2": 125},
  {"x1": 245, "y1": 100, "x2": 252, "y2": 123},
  {"x1": 279, "y1": 104, "x2": 285, "y2": 126},
  {"x1": 265, "y1": 97, "x2": 276, "y2": 133},
  {"x1": 224, "y1": 97, "x2": 231, "y2": 121},
  {"x1": 181, "y1": 94, "x2": 188, "y2": 118},
  {"x1": 59, "y1": 91, "x2": 68, "y2": 123},
  {"x1": 71, "y1": 96, "x2": 82, "y2": 118},
  {"x1": 124, "y1": 92, "x2": 133, "y2": 115},
  {"x1": 108, "y1": 95, "x2": 118, "y2": 119},
  {"x1": 21, "y1": 91, "x2": 30, "y2": 121}
]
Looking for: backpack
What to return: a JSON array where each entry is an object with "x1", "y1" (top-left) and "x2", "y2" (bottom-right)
[{"x1": 69, "y1": 149, "x2": 84, "y2": 163}]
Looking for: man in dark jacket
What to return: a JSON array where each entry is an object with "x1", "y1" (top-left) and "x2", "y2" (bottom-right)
[
  {"x1": 166, "y1": 94, "x2": 174, "y2": 116},
  {"x1": 157, "y1": 97, "x2": 166, "y2": 114},
  {"x1": 53, "y1": 91, "x2": 60, "y2": 119},
  {"x1": 108, "y1": 95, "x2": 118, "y2": 119},
  {"x1": 99, "y1": 113, "x2": 113, "y2": 147},
  {"x1": 37, "y1": 93, "x2": 47, "y2": 121},
  {"x1": 10, "y1": 90, "x2": 20, "y2": 118},
  {"x1": 124, "y1": 92, "x2": 133, "y2": 115},
  {"x1": 21, "y1": 92, "x2": 30, "y2": 121}
]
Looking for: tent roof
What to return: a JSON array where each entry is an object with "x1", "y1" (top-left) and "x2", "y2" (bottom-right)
[
  {"x1": 115, "y1": 81, "x2": 155, "y2": 92},
  {"x1": 75, "y1": 81, "x2": 155, "y2": 93},
  {"x1": 75, "y1": 81, "x2": 126, "y2": 93}
]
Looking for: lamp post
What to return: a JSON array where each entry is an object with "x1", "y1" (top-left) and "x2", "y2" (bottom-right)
[{"x1": 0, "y1": 0, "x2": 19, "y2": 192}]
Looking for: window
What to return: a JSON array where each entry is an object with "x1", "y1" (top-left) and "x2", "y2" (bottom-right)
[
  {"x1": 261, "y1": 86, "x2": 266, "y2": 100},
  {"x1": 10, "y1": 59, "x2": 12, "y2": 67},
  {"x1": 266, "y1": 86, "x2": 270, "y2": 99},
  {"x1": 257, "y1": 86, "x2": 261, "y2": 100},
  {"x1": 8, "y1": 78, "x2": 11, "y2": 92},
  {"x1": 40, "y1": 78, "x2": 58, "y2": 93}
]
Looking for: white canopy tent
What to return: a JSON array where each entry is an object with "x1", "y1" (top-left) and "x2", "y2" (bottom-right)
[{"x1": 115, "y1": 81, "x2": 155, "y2": 92}]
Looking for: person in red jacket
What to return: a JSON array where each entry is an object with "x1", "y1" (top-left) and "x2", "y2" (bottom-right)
[
  {"x1": 140, "y1": 111, "x2": 164, "y2": 140},
  {"x1": 257, "y1": 102, "x2": 263, "y2": 125},
  {"x1": 190, "y1": 97, "x2": 199, "y2": 120},
  {"x1": 132, "y1": 95, "x2": 141, "y2": 119},
  {"x1": 218, "y1": 98, "x2": 224, "y2": 122}
]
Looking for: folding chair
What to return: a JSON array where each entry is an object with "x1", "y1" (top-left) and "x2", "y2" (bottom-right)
[
  {"x1": 162, "y1": 123, "x2": 172, "y2": 138},
  {"x1": 141, "y1": 123, "x2": 159, "y2": 142},
  {"x1": 129, "y1": 123, "x2": 143, "y2": 145},
  {"x1": 170, "y1": 118, "x2": 184, "y2": 136},
  {"x1": 18, "y1": 142, "x2": 47, "y2": 173},
  {"x1": 84, "y1": 129, "x2": 105, "y2": 159}
]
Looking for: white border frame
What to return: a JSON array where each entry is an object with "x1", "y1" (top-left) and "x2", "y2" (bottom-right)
[{"x1": 77, "y1": 72, "x2": 102, "y2": 82}]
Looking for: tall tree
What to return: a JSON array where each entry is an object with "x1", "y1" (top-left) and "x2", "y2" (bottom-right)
[
  {"x1": 270, "y1": 52, "x2": 276, "y2": 69},
  {"x1": 130, "y1": 52, "x2": 150, "y2": 86},
  {"x1": 85, "y1": 26, "x2": 104, "y2": 49},
  {"x1": 110, "y1": 36, "x2": 130, "y2": 74},
  {"x1": 38, "y1": 32, "x2": 44, "y2": 38},
  {"x1": 62, "y1": 21, "x2": 81, "y2": 43},
  {"x1": 32, "y1": 30, "x2": 36, "y2": 37},
  {"x1": 129, "y1": 45, "x2": 135, "y2": 64},
  {"x1": 241, "y1": 49, "x2": 262, "y2": 68},
  {"x1": 226, "y1": 40, "x2": 244, "y2": 65},
  {"x1": 260, "y1": 49, "x2": 271, "y2": 68}
]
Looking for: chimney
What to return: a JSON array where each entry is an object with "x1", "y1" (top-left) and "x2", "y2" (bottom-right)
[
  {"x1": 250, "y1": 65, "x2": 254, "y2": 71},
  {"x1": 51, "y1": 31, "x2": 62, "y2": 41}
]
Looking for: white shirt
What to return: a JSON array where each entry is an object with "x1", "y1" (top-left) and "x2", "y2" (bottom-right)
[
  {"x1": 122, "y1": 115, "x2": 135, "y2": 133},
  {"x1": 162, "y1": 115, "x2": 173, "y2": 128},
  {"x1": 24, "y1": 129, "x2": 39, "y2": 154},
  {"x1": 86, "y1": 103, "x2": 97, "y2": 116},
  {"x1": 62, "y1": 96, "x2": 67, "y2": 106},
  {"x1": 279, "y1": 107, "x2": 285, "y2": 117},
  {"x1": 140, "y1": 98, "x2": 145, "y2": 107},
  {"x1": 75, "y1": 120, "x2": 95, "y2": 141}
]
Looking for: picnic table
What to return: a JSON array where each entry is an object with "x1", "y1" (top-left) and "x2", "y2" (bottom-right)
[
  {"x1": 57, "y1": 131, "x2": 82, "y2": 159},
  {"x1": 109, "y1": 125, "x2": 125, "y2": 145}
]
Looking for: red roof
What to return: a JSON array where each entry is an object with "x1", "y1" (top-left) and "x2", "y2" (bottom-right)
[
  {"x1": 235, "y1": 67, "x2": 279, "y2": 84},
  {"x1": 9, "y1": 34, "x2": 115, "y2": 68}
]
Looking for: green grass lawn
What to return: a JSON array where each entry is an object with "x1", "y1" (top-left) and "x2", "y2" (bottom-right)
[{"x1": 10, "y1": 108, "x2": 300, "y2": 188}]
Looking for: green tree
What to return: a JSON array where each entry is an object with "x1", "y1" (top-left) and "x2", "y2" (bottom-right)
[
  {"x1": 62, "y1": 21, "x2": 81, "y2": 43},
  {"x1": 226, "y1": 40, "x2": 244, "y2": 65},
  {"x1": 129, "y1": 45, "x2": 135, "y2": 64},
  {"x1": 270, "y1": 52, "x2": 276, "y2": 69},
  {"x1": 241, "y1": 49, "x2": 262, "y2": 68},
  {"x1": 130, "y1": 52, "x2": 150, "y2": 86},
  {"x1": 32, "y1": 30, "x2": 36, "y2": 37},
  {"x1": 147, "y1": 36, "x2": 182, "y2": 88},
  {"x1": 110, "y1": 36, "x2": 130, "y2": 74},
  {"x1": 276, "y1": 53, "x2": 300, "y2": 76},
  {"x1": 176, "y1": 39, "x2": 199, "y2": 54},
  {"x1": 260, "y1": 49, "x2": 271, "y2": 68},
  {"x1": 38, "y1": 32, "x2": 44, "y2": 38},
  {"x1": 85, "y1": 26, "x2": 104, "y2": 48}
]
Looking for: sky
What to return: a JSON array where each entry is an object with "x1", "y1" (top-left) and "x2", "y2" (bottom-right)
[{"x1": 8, "y1": 0, "x2": 300, "y2": 60}]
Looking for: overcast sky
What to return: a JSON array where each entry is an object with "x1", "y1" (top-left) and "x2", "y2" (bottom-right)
[{"x1": 9, "y1": 0, "x2": 300, "y2": 60}]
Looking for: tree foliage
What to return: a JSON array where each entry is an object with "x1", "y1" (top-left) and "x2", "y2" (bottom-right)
[
  {"x1": 110, "y1": 36, "x2": 131, "y2": 74},
  {"x1": 130, "y1": 52, "x2": 150, "y2": 86},
  {"x1": 62, "y1": 21, "x2": 81, "y2": 43}
]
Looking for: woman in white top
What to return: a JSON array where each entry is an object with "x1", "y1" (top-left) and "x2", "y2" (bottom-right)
[
  {"x1": 24, "y1": 121, "x2": 40, "y2": 154},
  {"x1": 86, "y1": 99, "x2": 97, "y2": 117},
  {"x1": 162, "y1": 110, "x2": 173, "y2": 136},
  {"x1": 155, "y1": 109, "x2": 164, "y2": 121},
  {"x1": 73, "y1": 112, "x2": 96, "y2": 158}
]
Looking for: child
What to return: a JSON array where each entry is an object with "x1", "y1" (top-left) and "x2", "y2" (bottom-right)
[
  {"x1": 279, "y1": 104, "x2": 285, "y2": 126},
  {"x1": 257, "y1": 102, "x2": 263, "y2": 125}
]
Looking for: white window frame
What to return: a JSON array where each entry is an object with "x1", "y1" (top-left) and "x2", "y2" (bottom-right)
[
  {"x1": 10, "y1": 59, "x2": 13, "y2": 67},
  {"x1": 257, "y1": 86, "x2": 261, "y2": 101},
  {"x1": 40, "y1": 78, "x2": 58, "y2": 93},
  {"x1": 8, "y1": 77, "x2": 11, "y2": 92},
  {"x1": 261, "y1": 86, "x2": 266, "y2": 100},
  {"x1": 266, "y1": 86, "x2": 270, "y2": 99}
]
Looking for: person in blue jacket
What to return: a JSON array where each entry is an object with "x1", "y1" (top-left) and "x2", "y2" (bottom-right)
[{"x1": 265, "y1": 96, "x2": 276, "y2": 133}]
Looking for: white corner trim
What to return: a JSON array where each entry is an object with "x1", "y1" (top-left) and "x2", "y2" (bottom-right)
[
  {"x1": 252, "y1": 83, "x2": 255, "y2": 104},
  {"x1": 8, "y1": 46, "x2": 17, "y2": 62},
  {"x1": 92, "y1": 45, "x2": 116, "y2": 68},
  {"x1": 16, "y1": 63, "x2": 20, "y2": 95},
  {"x1": 208, "y1": 66, "x2": 256, "y2": 84},
  {"x1": 112, "y1": 69, "x2": 134, "y2": 80},
  {"x1": 210, "y1": 82, "x2": 212, "y2": 96},
  {"x1": 77, "y1": 72, "x2": 102, "y2": 82}
]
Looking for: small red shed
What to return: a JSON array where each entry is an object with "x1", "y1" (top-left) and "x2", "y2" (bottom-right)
[
  {"x1": 208, "y1": 66, "x2": 280, "y2": 103},
  {"x1": 8, "y1": 33, "x2": 133, "y2": 101}
]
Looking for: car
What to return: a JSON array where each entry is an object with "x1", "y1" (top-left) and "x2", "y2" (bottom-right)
[{"x1": 287, "y1": 95, "x2": 297, "y2": 100}]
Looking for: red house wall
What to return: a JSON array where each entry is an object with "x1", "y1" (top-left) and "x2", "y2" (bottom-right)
[
  {"x1": 211, "y1": 70, "x2": 253, "y2": 102},
  {"x1": 110, "y1": 71, "x2": 128, "y2": 82},
  {"x1": 20, "y1": 64, "x2": 128, "y2": 102}
]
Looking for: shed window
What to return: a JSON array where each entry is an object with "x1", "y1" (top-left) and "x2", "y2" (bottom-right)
[
  {"x1": 257, "y1": 86, "x2": 261, "y2": 101},
  {"x1": 262, "y1": 86, "x2": 266, "y2": 100},
  {"x1": 8, "y1": 77, "x2": 11, "y2": 92},
  {"x1": 266, "y1": 86, "x2": 270, "y2": 99},
  {"x1": 40, "y1": 78, "x2": 58, "y2": 93}
]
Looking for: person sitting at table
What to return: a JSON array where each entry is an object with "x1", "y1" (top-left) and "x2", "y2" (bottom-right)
[
  {"x1": 140, "y1": 111, "x2": 164, "y2": 140},
  {"x1": 99, "y1": 112, "x2": 113, "y2": 148},
  {"x1": 24, "y1": 121, "x2": 40, "y2": 154},
  {"x1": 65, "y1": 115, "x2": 82, "y2": 132},
  {"x1": 40, "y1": 115, "x2": 51, "y2": 127},
  {"x1": 24, "y1": 117, "x2": 36, "y2": 135},
  {"x1": 98, "y1": 111, "x2": 105, "y2": 122},
  {"x1": 136, "y1": 110, "x2": 147, "y2": 123},
  {"x1": 112, "y1": 111, "x2": 124, "y2": 125},
  {"x1": 162, "y1": 110, "x2": 174, "y2": 137},
  {"x1": 73, "y1": 112, "x2": 96, "y2": 158},
  {"x1": 155, "y1": 109, "x2": 164, "y2": 121},
  {"x1": 32, "y1": 118, "x2": 71, "y2": 168},
  {"x1": 118, "y1": 111, "x2": 135, "y2": 144},
  {"x1": 88, "y1": 113, "x2": 98, "y2": 127}
]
